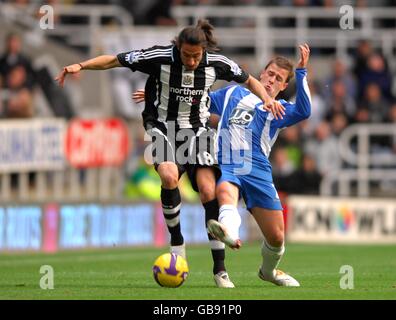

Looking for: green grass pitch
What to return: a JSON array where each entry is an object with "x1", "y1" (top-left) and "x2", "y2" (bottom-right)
[{"x1": 0, "y1": 243, "x2": 395, "y2": 300}]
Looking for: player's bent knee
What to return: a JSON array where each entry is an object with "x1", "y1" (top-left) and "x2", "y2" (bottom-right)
[
  {"x1": 216, "y1": 187, "x2": 233, "y2": 204},
  {"x1": 160, "y1": 173, "x2": 179, "y2": 189},
  {"x1": 266, "y1": 230, "x2": 284, "y2": 247},
  {"x1": 216, "y1": 194, "x2": 232, "y2": 206}
]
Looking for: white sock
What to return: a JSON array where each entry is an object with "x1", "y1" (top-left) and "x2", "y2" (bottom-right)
[
  {"x1": 218, "y1": 204, "x2": 241, "y2": 240},
  {"x1": 260, "y1": 240, "x2": 285, "y2": 278}
]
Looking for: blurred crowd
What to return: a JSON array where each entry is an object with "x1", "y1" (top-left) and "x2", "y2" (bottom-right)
[
  {"x1": 0, "y1": 0, "x2": 395, "y2": 199},
  {"x1": 177, "y1": 0, "x2": 396, "y2": 7},
  {"x1": 271, "y1": 39, "x2": 396, "y2": 196},
  {"x1": 0, "y1": 33, "x2": 36, "y2": 118},
  {"x1": 0, "y1": 32, "x2": 77, "y2": 120},
  {"x1": 1, "y1": 0, "x2": 396, "y2": 27}
]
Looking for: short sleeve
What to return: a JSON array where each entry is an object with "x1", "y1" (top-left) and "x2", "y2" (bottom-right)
[
  {"x1": 117, "y1": 45, "x2": 173, "y2": 74},
  {"x1": 209, "y1": 54, "x2": 249, "y2": 83}
]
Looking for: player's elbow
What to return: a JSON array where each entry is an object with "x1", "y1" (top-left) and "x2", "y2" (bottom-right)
[
  {"x1": 244, "y1": 74, "x2": 258, "y2": 89},
  {"x1": 105, "y1": 55, "x2": 120, "y2": 69},
  {"x1": 296, "y1": 104, "x2": 311, "y2": 120},
  {"x1": 302, "y1": 107, "x2": 311, "y2": 119},
  {"x1": 300, "y1": 101, "x2": 311, "y2": 119}
]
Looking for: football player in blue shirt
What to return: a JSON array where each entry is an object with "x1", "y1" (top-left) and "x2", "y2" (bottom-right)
[{"x1": 207, "y1": 44, "x2": 311, "y2": 287}]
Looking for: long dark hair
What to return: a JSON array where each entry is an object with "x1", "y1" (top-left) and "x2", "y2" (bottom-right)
[{"x1": 172, "y1": 19, "x2": 219, "y2": 52}]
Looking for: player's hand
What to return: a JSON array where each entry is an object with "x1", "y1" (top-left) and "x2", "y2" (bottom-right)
[
  {"x1": 263, "y1": 98, "x2": 285, "y2": 120},
  {"x1": 297, "y1": 43, "x2": 310, "y2": 69},
  {"x1": 132, "y1": 89, "x2": 145, "y2": 103},
  {"x1": 55, "y1": 63, "x2": 82, "y2": 87}
]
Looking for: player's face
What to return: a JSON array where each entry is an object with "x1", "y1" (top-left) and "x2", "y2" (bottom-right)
[
  {"x1": 259, "y1": 63, "x2": 289, "y2": 98},
  {"x1": 180, "y1": 43, "x2": 204, "y2": 71}
]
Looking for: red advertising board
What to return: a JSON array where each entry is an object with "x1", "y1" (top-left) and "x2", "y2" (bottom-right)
[{"x1": 65, "y1": 118, "x2": 130, "y2": 168}]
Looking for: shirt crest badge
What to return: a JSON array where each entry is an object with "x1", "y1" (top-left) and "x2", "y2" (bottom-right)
[
  {"x1": 182, "y1": 74, "x2": 194, "y2": 87},
  {"x1": 181, "y1": 72, "x2": 194, "y2": 88}
]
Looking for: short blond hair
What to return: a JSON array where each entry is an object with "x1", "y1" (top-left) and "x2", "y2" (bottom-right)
[{"x1": 264, "y1": 56, "x2": 294, "y2": 83}]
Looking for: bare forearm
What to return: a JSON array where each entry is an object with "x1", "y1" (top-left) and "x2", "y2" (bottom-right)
[
  {"x1": 79, "y1": 55, "x2": 121, "y2": 70},
  {"x1": 55, "y1": 55, "x2": 121, "y2": 87},
  {"x1": 245, "y1": 75, "x2": 271, "y2": 102}
]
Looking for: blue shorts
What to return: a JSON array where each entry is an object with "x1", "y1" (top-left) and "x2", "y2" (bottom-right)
[{"x1": 218, "y1": 164, "x2": 283, "y2": 211}]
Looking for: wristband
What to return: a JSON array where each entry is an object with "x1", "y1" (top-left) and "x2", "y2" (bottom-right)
[{"x1": 78, "y1": 63, "x2": 84, "y2": 69}]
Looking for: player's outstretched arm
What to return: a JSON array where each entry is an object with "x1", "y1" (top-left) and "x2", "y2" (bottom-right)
[
  {"x1": 297, "y1": 43, "x2": 310, "y2": 68},
  {"x1": 293, "y1": 43, "x2": 311, "y2": 121},
  {"x1": 55, "y1": 55, "x2": 121, "y2": 87}
]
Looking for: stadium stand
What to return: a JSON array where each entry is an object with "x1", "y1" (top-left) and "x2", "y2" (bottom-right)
[{"x1": 0, "y1": 0, "x2": 395, "y2": 203}]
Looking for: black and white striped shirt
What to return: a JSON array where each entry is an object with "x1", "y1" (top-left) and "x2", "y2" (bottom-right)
[{"x1": 117, "y1": 45, "x2": 249, "y2": 130}]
